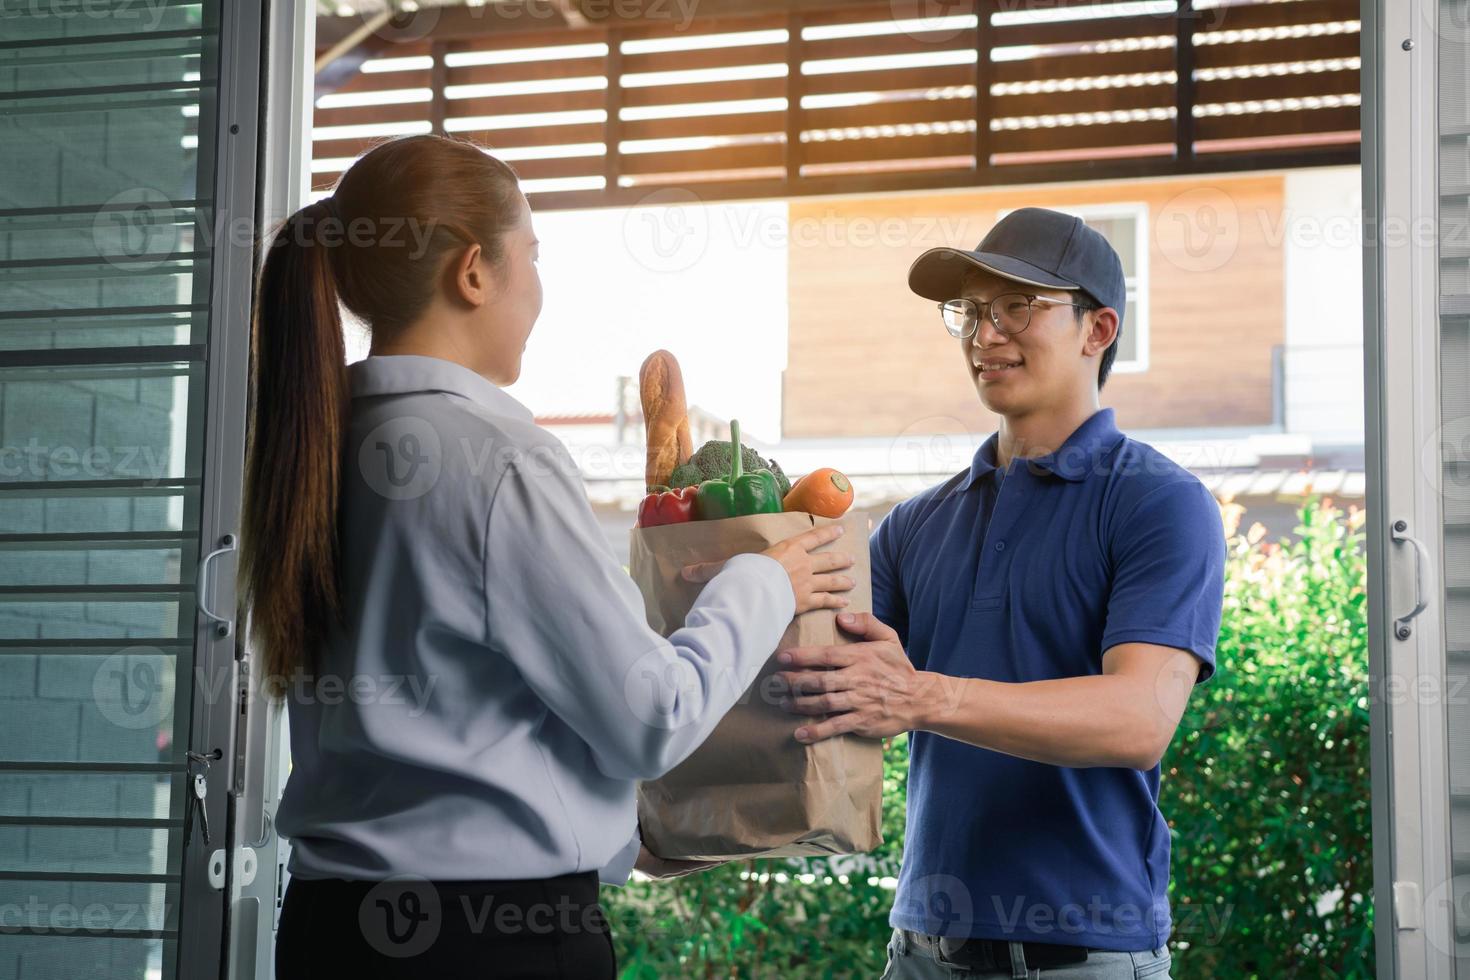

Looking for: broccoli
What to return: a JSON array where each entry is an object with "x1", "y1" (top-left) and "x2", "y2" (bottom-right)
[{"x1": 666, "y1": 439, "x2": 791, "y2": 497}]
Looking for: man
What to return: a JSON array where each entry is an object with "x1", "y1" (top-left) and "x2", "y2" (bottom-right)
[{"x1": 777, "y1": 207, "x2": 1225, "y2": 979}]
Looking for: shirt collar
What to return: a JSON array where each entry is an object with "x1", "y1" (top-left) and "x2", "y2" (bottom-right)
[
  {"x1": 348, "y1": 354, "x2": 535, "y2": 425},
  {"x1": 956, "y1": 407, "x2": 1123, "y2": 491},
  {"x1": 956, "y1": 432, "x2": 1002, "y2": 492}
]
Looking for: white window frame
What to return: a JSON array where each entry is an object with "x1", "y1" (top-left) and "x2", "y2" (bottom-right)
[{"x1": 996, "y1": 201, "x2": 1150, "y2": 374}]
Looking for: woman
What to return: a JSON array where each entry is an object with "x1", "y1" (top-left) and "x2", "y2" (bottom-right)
[{"x1": 245, "y1": 135, "x2": 855, "y2": 978}]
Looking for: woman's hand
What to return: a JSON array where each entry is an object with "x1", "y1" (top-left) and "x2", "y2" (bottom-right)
[
  {"x1": 681, "y1": 523, "x2": 856, "y2": 615},
  {"x1": 633, "y1": 845, "x2": 724, "y2": 880}
]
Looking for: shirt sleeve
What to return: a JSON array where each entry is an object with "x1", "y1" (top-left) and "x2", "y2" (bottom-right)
[
  {"x1": 1100, "y1": 480, "x2": 1226, "y2": 682},
  {"x1": 870, "y1": 507, "x2": 910, "y2": 651},
  {"x1": 598, "y1": 827, "x2": 642, "y2": 887},
  {"x1": 482, "y1": 440, "x2": 797, "y2": 781}
]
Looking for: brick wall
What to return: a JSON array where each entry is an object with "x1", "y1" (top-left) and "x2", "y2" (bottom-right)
[{"x1": 783, "y1": 173, "x2": 1287, "y2": 439}]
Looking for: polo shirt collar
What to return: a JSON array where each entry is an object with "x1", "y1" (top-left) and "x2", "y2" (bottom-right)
[
  {"x1": 956, "y1": 407, "x2": 1123, "y2": 490},
  {"x1": 957, "y1": 432, "x2": 1002, "y2": 492},
  {"x1": 348, "y1": 354, "x2": 535, "y2": 425}
]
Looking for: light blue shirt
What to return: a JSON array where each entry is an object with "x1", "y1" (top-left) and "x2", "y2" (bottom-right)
[{"x1": 273, "y1": 354, "x2": 795, "y2": 886}]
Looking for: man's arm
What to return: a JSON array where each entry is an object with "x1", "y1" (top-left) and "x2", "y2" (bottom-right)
[
  {"x1": 779, "y1": 479, "x2": 1225, "y2": 769},
  {"x1": 921, "y1": 640, "x2": 1199, "y2": 769},
  {"x1": 776, "y1": 614, "x2": 1200, "y2": 769}
]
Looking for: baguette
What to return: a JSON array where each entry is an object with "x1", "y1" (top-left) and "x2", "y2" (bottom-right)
[{"x1": 639, "y1": 350, "x2": 693, "y2": 489}]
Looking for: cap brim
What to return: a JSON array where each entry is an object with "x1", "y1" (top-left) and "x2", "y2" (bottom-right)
[{"x1": 907, "y1": 247, "x2": 1079, "y2": 302}]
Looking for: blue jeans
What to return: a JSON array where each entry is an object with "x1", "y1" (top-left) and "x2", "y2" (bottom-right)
[{"x1": 878, "y1": 928, "x2": 1173, "y2": 980}]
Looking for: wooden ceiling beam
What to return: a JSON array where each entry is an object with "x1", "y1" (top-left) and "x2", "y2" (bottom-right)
[
  {"x1": 307, "y1": 0, "x2": 1362, "y2": 211},
  {"x1": 315, "y1": 9, "x2": 398, "y2": 96},
  {"x1": 313, "y1": 0, "x2": 893, "y2": 47}
]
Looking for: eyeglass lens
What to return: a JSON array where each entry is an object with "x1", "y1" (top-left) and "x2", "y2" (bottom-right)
[{"x1": 941, "y1": 293, "x2": 1033, "y2": 338}]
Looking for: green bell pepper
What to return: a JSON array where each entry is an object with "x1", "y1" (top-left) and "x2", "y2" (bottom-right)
[{"x1": 695, "y1": 419, "x2": 783, "y2": 520}]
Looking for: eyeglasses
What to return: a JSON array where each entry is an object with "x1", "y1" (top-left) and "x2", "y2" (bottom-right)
[{"x1": 938, "y1": 292, "x2": 1097, "y2": 340}]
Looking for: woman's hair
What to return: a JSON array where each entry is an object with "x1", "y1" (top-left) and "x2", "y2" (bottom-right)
[{"x1": 241, "y1": 134, "x2": 522, "y2": 693}]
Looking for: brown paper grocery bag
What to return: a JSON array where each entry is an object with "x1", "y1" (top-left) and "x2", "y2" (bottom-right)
[{"x1": 628, "y1": 509, "x2": 883, "y2": 861}]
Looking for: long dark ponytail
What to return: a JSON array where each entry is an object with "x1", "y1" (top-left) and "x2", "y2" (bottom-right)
[{"x1": 241, "y1": 135, "x2": 522, "y2": 693}]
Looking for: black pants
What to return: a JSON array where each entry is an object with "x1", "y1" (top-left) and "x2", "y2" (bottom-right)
[{"x1": 274, "y1": 871, "x2": 616, "y2": 979}]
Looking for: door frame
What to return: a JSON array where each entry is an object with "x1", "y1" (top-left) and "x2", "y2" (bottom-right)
[
  {"x1": 1364, "y1": 0, "x2": 1458, "y2": 975},
  {"x1": 224, "y1": 0, "x2": 318, "y2": 975},
  {"x1": 176, "y1": 0, "x2": 264, "y2": 974}
]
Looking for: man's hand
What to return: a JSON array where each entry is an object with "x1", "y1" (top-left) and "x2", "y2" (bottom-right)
[
  {"x1": 633, "y1": 845, "x2": 724, "y2": 880},
  {"x1": 775, "y1": 611, "x2": 935, "y2": 743}
]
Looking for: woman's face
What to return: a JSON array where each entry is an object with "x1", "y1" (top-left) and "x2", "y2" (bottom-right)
[{"x1": 478, "y1": 193, "x2": 543, "y2": 385}]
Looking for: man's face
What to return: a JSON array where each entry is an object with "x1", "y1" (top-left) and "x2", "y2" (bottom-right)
[{"x1": 955, "y1": 270, "x2": 1100, "y2": 416}]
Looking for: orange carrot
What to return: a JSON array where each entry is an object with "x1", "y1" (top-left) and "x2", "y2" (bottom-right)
[{"x1": 782, "y1": 467, "x2": 854, "y2": 518}]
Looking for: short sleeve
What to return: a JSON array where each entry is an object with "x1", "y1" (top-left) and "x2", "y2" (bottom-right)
[
  {"x1": 870, "y1": 507, "x2": 910, "y2": 650},
  {"x1": 1101, "y1": 480, "x2": 1226, "y2": 682}
]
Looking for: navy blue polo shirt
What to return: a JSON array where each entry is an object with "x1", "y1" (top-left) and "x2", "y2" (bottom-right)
[{"x1": 873, "y1": 407, "x2": 1225, "y2": 951}]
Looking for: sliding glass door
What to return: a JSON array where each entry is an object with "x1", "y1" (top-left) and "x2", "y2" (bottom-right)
[
  {"x1": 1366, "y1": 0, "x2": 1470, "y2": 974},
  {"x1": 1436, "y1": 0, "x2": 1470, "y2": 973},
  {"x1": 0, "y1": 1, "x2": 261, "y2": 977}
]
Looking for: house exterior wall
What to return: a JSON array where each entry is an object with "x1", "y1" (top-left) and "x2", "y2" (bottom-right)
[
  {"x1": 1282, "y1": 166, "x2": 1365, "y2": 444},
  {"x1": 782, "y1": 171, "x2": 1293, "y2": 439}
]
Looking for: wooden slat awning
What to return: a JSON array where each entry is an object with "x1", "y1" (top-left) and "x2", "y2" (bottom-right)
[{"x1": 312, "y1": 0, "x2": 1361, "y2": 209}]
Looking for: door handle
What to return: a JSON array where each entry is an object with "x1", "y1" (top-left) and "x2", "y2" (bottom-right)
[
  {"x1": 1391, "y1": 519, "x2": 1431, "y2": 640},
  {"x1": 198, "y1": 533, "x2": 238, "y2": 639}
]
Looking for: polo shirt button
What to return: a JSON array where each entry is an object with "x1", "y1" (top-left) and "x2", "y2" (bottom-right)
[{"x1": 995, "y1": 541, "x2": 1005, "y2": 552}]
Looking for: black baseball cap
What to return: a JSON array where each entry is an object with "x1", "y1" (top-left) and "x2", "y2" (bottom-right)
[{"x1": 908, "y1": 207, "x2": 1126, "y2": 331}]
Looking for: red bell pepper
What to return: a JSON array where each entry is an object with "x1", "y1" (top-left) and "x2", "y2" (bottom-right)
[{"x1": 637, "y1": 485, "x2": 698, "y2": 528}]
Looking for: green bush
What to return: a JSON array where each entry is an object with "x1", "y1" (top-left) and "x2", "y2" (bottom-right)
[
  {"x1": 606, "y1": 498, "x2": 1373, "y2": 978},
  {"x1": 1163, "y1": 497, "x2": 1373, "y2": 977}
]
